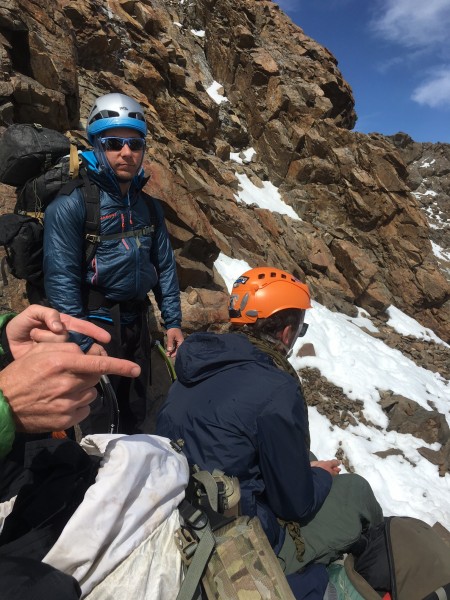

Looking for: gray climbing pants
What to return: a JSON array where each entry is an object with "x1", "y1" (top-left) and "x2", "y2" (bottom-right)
[{"x1": 278, "y1": 473, "x2": 383, "y2": 574}]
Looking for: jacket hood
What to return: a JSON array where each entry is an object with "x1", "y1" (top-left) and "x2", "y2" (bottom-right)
[
  {"x1": 175, "y1": 332, "x2": 275, "y2": 385},
  {"x1": 81, "y1": 150, "x2": 147, "y2": 200}
]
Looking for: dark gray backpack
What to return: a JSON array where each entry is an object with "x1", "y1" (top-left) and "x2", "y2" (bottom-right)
[
  {"x1": 0, "y1": 123, "x2": 71, "y2": 186},
  {"x1": 0, "y1": 123, "x2": 99, "y2": 300},
  {"x1": 341, "y1": 516, "x2": 450, "y2": 600}
]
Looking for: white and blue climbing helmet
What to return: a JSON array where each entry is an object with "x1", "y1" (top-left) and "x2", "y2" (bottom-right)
[{"x1": 86, "y1": 92, "x2": 147, "y2": 143}]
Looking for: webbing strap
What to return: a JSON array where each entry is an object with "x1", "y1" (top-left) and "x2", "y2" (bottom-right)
[
  {"x1": 85, "y1": 224, "x2": 154, "y2": 244},
  {"x1": 80, "y1": 168, "x2": 100, "y2": 265},
  {"x1": 192, "y1": 471, "x2": 220, "y2": 513},
  {"x1": 79, "y1": 168, "x2": 100, "y2": 237},
  {"x1": 69, "y1": 144, "x2": 80, "y2": 178},
  {"x1": 176, "y1": 512, "x2": 215, "y2": 600},
  {"x1": 58, "y1": 166, "x2": 100, "y2": 266}
]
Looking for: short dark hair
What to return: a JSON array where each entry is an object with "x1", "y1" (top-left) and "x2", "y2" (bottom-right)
[{"x1": 245, "y1": 308, "x2": 303, "y2": 339}]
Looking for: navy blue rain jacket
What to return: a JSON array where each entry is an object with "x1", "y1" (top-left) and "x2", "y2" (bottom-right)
[
  {"x1": 43, "y1": 151, "x2": 181, "y2": 350},
  {"x1": 156, "y1": 332, "x2": 332, "y2": 550}
]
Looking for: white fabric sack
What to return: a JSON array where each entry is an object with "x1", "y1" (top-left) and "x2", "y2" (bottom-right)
[
  {"x1": 43, "y1": 434, "x2": 189, "y2": 597},
  {"x1": 84, "y1": 511, "x2": 183, "y2": 600}
]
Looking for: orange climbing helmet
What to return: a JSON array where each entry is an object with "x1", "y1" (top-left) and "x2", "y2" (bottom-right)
[{"x1": 228, "y1": 267, "x2": 311, "y2": 324}]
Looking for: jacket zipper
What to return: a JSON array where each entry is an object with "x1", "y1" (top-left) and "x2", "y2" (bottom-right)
[{"x1": 126, "y1": 190, "x2": 140, "y2": 297}]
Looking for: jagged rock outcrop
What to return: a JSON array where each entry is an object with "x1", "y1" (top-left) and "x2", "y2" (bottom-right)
[
  {"x1": 389, "y1": 132, "x2": 450, "y2": 286},
  {"x1": 0, "y1": 0, "x2": 449, "y2": 341}
]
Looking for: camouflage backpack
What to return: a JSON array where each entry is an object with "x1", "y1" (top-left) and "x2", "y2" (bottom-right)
[{"x1": 172, "y1": 457, "x2": 295, "y2": 600}]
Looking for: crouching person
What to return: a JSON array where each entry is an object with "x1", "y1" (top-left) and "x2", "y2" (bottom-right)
[{"x1": 156, "y1": 267, "x2": 384, "y2": 599}]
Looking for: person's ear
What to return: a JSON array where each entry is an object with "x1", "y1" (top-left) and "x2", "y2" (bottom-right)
[{"x1": 280, "y1": 325, "x2": 292, "y2": 346}]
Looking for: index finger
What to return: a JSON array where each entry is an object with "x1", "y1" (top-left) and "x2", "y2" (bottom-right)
[
  {"x1": 68, "y1": 354, "x2": 141, "y2": 378},
  {"x1": 60, "y1": 314, "x2": 112, "y2": 344}
]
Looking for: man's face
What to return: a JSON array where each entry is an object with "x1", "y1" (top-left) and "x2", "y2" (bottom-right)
[{"x1": 100, "y1": 127, "x2": 145, "y2": 182}]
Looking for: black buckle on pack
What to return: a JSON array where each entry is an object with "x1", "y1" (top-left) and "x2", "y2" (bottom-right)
[
  {"x1": 180, "y1": 501, "x2": 209, "y2": 532},
  {"x1": 85, "y1": 233, "x2": 100, "y2": 243},
  {"x1": 176, "y1": 501, "x2": 211, "y2": 566}
]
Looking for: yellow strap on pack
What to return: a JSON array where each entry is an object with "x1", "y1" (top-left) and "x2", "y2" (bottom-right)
[{"x1": 69, "y1": 143, "x2": 80, "y2": 178}]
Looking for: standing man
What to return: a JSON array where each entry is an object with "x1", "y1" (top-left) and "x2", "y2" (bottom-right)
[
  {"x1": 43, "y1": 92, "x2": 183, "y2": 434},
  {"x1": 156, "y1": 267, "x2": 382, "y2": 597}
]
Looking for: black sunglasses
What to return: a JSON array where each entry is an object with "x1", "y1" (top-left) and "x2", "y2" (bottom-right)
[{"x1": 100, "y1": 137, "x2": 146, "y2": 152}]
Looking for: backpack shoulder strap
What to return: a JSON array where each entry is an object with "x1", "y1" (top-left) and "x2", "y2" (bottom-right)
[
  {"x1": 168, "y1": 441, "x2": 238, "y2": 600},
  {"x1": 175, "y1": 500, "x2": 216, "y2": 600},
  {"x1": 79, "y1": 169, "x2": 100, "y2": 264},
  {"x1": 58, "y1": 167, "x2": 100, "y2": 266}
]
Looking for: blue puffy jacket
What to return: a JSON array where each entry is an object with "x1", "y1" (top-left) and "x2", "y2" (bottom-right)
[
  {"x1": 43, "y1": 151, "x2": 181, "y2": 350},
  {"x1": 156, "y1": 332, "x2": 332, "y2": 551}
]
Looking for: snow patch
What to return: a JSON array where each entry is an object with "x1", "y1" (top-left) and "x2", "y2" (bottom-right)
[
  {"x1": 234, "y1": 173, "x2": 300, "y2": 220},
  {"x1": 230, "y1": 148, "x2": 256, "y2": 164},
  {"x1": 206, "y1": 81, "x2": 228, "y2": 104}
]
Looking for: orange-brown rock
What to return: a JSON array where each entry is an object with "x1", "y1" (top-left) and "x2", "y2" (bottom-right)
[{"x1": 0, "y1": 0, "x2": 448, "y2": 346}]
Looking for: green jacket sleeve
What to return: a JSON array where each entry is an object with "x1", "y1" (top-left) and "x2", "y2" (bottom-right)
[
  {"x1": 0, "y1": 312, "x2": 16, "y2": 457},
  {"x1": 0, "y1": 312, "x2": 16, "y2": 369},
  {"x1": 0, "y1": 312, "x2": 16, "y2": 335},
  {"x1": 0, "y1": 389, "x2": 15, "y2": 458}
]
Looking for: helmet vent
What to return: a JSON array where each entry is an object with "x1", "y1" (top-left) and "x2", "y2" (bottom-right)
[
  {"x1": 129, "y1": 112, "x2": 146, "y2": 122},
  {"x1": 240, "y1": 293, "x2": 249, "y2": 311},
  {"x1": 89, "y1": 110, "x2": 120, "y2": 124}
]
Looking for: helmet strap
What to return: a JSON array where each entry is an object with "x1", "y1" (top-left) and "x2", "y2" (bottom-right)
[{"x1": 93, "y1": 135, "x2": 113, "y2": 174}]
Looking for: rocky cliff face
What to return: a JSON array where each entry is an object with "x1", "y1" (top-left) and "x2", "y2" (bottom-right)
[
  {"x1": 389, "y1": 132, "x2": 450, "y2": 283},
  {"x1": 0, "y1": 0, "x2": 449, "y2": 470},
  {"x1": 1, "y1": 0, "x2": 448, "y2": 339}
]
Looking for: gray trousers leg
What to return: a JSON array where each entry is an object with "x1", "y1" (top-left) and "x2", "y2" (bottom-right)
[{"x1": 278, "y1": 473, "x2": 383, "y2": 574}]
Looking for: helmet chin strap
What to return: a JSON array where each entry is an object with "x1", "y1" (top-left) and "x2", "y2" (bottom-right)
[{"x1": 93, "y1": 137, "x2": 115, "y2": 176}]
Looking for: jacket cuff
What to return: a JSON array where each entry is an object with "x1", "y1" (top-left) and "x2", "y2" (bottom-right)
[
  {"x1": 0, "y1": 389, "x2": 15, "y2": 459},
  {"x1": 68, "y1": 331, "x2": 94, "y2": 353},
  {"x1": 164, "y1": 323, "x2": 182, "y2": 331},
  {"x1": 0, "y1": 313, "x2": 16, "y2": 367}
]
